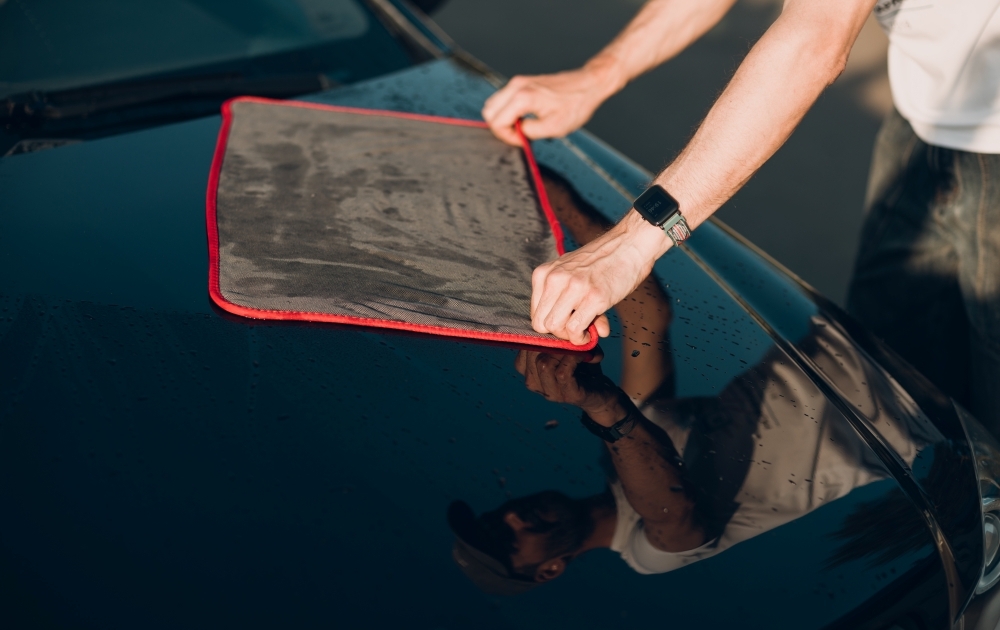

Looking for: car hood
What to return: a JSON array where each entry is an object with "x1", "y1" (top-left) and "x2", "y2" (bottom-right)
[{"x1": 0, "y1": 58, "x2": 984, "y2": 630}]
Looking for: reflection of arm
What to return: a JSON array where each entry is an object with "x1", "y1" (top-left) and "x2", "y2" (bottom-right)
[
  {"x1": 588, "y1": 398, "x2": 706, "y2": 552},
  {"x1": 519, "y1": 352, "x2": 704, "y2": 551},
  {"x1": 540, "y1": 172, "x2": 697, "y2": 551},
  {"x1": 541, "y1": 172, "x2": 674, "y2": 404}
]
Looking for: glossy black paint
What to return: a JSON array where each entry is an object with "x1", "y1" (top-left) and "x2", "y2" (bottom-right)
[
  {"x1": 0, "y1": 24, "x2": 987, "y2": 630},
  {"x1": 0, "y1": 1, "x2": 419, "y2": 156}
]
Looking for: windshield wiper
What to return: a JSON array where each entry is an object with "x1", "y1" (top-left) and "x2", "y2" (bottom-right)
[{"x1": 2, "y1": 71, "x2": 337, "y2": 122}]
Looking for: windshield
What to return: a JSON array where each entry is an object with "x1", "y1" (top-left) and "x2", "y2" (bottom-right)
[{"x1": 0, "y1": 0, "x2": 370, "y2": 99}]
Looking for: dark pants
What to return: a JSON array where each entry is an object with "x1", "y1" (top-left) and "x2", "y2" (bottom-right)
[{"x1": 847, "y1": 109, "x2": 1000, "y2": 432}]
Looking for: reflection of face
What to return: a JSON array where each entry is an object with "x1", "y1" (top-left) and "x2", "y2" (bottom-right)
[{"x1": 479, "y1": 491, "x2": 594, "y2": 578}]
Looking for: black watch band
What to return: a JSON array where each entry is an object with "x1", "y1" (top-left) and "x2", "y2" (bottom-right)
[{"x1": 580, "y1": 398, "x2": 641, "y2": 443}]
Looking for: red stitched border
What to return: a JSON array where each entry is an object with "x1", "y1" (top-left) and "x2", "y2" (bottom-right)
[
  {"x1": 516, "y1": 121, "x2": 566, "y2": 255},
  {"x1": 206, "y1": 96, "x2": 598, "y2": 351}
]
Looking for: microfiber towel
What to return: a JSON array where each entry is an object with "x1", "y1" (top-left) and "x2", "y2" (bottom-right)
[{"x1": 206, "y1": 96, "x2": 596, "y2": 350}]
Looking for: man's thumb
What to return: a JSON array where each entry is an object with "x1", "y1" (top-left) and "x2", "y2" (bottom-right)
[{"x1": 519, "y1": 116, "x2": 558, "y2": 141}]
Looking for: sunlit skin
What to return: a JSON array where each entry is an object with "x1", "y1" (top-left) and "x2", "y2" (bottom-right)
[{"x1": 483, "y1": 0, "x2": 878, "y2": 345}]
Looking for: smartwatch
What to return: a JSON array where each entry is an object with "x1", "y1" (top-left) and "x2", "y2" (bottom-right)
[
  {"x1": 632, "y1": 184, "x2": 691, "y2": 246},
  {"x1": 580, "y1": 398, "x2": 641, "y2": 443}
]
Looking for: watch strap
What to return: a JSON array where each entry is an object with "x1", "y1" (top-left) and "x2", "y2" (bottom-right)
[
  {"x1": 632, "y1": 184, "x2": 691, "y2": 246},
  {"x1": 580, "y1": 398, "x2": 641, "y2": 443},
  {"x1": 661, "y1": 211, "x2": 692, "y2": 247}
]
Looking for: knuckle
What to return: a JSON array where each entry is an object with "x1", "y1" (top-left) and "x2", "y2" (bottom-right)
[
  {"x1": 548, "y1": 268, "x2": 571, "y2": 285},
  {"x1": 544, "y1": 314, "x2": 563, "y2": 332},
  {"x1": 568, "y1": 276, "x2": 589, "y2": 293},
  {"x1": 508, "y1": 92, "x2": 533, "y2": 111}
]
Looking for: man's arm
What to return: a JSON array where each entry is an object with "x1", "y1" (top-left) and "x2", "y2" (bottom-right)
[
  {"x1": 482, "y1": 0, "x2": 739, "y2": 145},
  {"x1": 517, "y1": 351, "x2": 704, "y2": 552},
  {"x1": 531, "y1": 0, "x2": 877, "y2": 344},
  {"x1": 541, "y1": 171, "x2": 674, "y2": 401},
  {"x1": 598, "y1": 400, "x2": 706, "y2": 553}
]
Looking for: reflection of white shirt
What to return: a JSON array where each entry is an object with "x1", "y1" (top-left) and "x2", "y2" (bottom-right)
[
  {"x1": 609, "y1": 480, "x2": 715, "y2": 574},
  {"x1": 608, "y1": 320, "x2": 928, "y2": 575},
  {"x1": 876, "y1": 0, "x2": 1000, "y2": 153}
]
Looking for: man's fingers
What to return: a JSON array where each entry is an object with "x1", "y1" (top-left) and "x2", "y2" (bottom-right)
[
  {"x1": 519, "y1": 117, "x2": 544, "y2": 139},
  {"x1": 490, "y1": 121, "x2": 525, "y2": 146},
  {"x1": 534, "y1": 267, "x2": 582, "y2": 329},
  {"x1": 532, "y1": 269, "x2": 571, "y2": 336},
  {"x1": 482, "y1": 77, "x2": 523, "y2": 122},
  {"x1": 534, "y1": 353, "x2": 562, "y2": 397},
  {"x1": 519, "y1": 116, "x2": 562, "y2": 141},
  {"x1": 531, "y1": 265, "x2": 603, "y2": 346},
  {"x1": 594, "y1": 314, "x2": 611, "y2": 338},
  {"x1": 547, "y1": 282, "x2": 600, "y2": 344},
  {"x1": 540, "y1": 297, "x2": 580, "y2": 341},
  {"x1": 487, "y1": 117, "x2": 523, "y2": 146},
  {"x1": 552, "y1": 353, "x2": 579, "y2": 383},
  {"x1": 523, "y1": 351, "x2": 543, "y2": 394},
  {"x1": 483, "y1": 76, "x2": 532, "y2": 118},
  {"x1": 569, "y1": 322, "x2": 592, "y2": 347},
  {"x1": 530, "y1": 263, "x2": 553, "y2": 322},
  {"x1": 487, "y1": 91, "x2": 538, "y2": 146},
  {"x1": 584, "y1": 345, "x2": 605, "y2": 364},
  {"x1": 481, "y1": 90, "x2": 508, "y2": 123},
  {"x1": 514, "y1": 350, "x2": 529, "y2": 376},
  {"x1": 561, "y1": 295, "x2": 609, "y2": 346}
]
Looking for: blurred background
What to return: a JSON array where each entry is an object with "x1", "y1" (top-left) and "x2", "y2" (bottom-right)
[{"x1": 431, "y1": 0, "x2": 892, "y2": 306}]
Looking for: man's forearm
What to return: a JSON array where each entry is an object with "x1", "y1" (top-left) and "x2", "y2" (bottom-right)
[
  {"x1": 584, "y1": 0, "x2": 739, "y2": 99},
  {"x1": 482, "y1": 0, "x2": 736, "y2": 147},
  {"x1": 592, "y1": 400, "x2": 704, "y2": 552},
  {"x1": 525, "y1": 0, "x2": 878, "y2": 346},
  {"x1": 655, "y1": 0, "x2": 874, "y2": 236}
]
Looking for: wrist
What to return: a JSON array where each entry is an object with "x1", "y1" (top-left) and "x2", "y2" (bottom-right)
[
  {"x1": 584, "y1": 391, "x2": 636, "y2": 427},
  {"x1": 582, "y1": 54, "x2": 628, "y2": 101},
  {"x1": 585, "y1": 403, "x2": 625, "y2": 427},
  {"x1": 580, "y1": 394, "x2": 642, "y2": 443},
  {"x1": 650, "y1": 166, "x2": 709, "y2": 234},
  {"x1": 619, "y1": 210, "x2": 674, "y2": 260}
]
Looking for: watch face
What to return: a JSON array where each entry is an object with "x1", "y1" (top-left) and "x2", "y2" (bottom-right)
[{"x1": 633, "y1": 185, "x2": 679, "y2": 226}]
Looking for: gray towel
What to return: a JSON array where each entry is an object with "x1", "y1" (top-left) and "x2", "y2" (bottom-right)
[{"x1": 208, "y1": 97, "x2": 591, "y2": 349}]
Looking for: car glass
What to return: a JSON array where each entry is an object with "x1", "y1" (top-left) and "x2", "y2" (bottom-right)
[{"x1": 0, "y1": 0, "x2": 369, "y2": 99}]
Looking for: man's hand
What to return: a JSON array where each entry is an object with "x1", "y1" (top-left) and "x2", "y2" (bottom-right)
[
  {"x1": 531, "y1": 211, "x2": 670, "y2": 345},
  {"x1": 516, "y1": 348, "x2": 706, "y2": 552},
  {"x1": 480, "y1": 0, "x2": 742, "y2": 146},
  {"x1": 515, "y1": 349, "x2": 626, "y2": 422},
  {"x1": 482, "y1": 66, "x2": 618, "y2": 146}
]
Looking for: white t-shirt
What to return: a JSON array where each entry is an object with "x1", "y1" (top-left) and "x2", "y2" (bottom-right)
[
  {"x1": 876, "y1": 0, "x2": 1000, "y2": 153},
  {"x1": 608, "y1": 320, "x2": 929, "y2": 575}
]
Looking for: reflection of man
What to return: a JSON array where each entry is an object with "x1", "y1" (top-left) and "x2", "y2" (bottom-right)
[
  {"x1": 482, "y1": 0, "x2": 1000, "y2": 432},
  {"x1": 447, "y1": 176, "x2": 716, "y2": 594},
  {"x1": 448, "y1": 298, "x2": 927, "y2": 594},
  {"x1": 447, "y1": 274, "x2": 713, "y2": 594},
  {"x1": 447, "y1": 172, "x2": 928, "y2": 594}
]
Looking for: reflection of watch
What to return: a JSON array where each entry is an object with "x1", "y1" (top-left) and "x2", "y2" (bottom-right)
[
  {"x1": 580, "y1": 400, "x2": 640, "y2": 443},
  {"x1": 633, "y1": 184, "x2": 691, "y2": 246}
]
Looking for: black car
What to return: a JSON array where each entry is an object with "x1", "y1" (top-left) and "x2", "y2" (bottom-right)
[{"x1": 3, "y1": 2, "x2": 1000, "y2": 629}]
